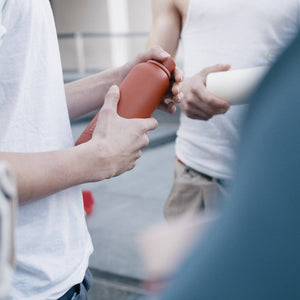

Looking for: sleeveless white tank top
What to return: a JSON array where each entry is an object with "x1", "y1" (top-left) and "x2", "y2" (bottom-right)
[{"x1": 177, "y1": 0, "x2": 300, "y2": 179}]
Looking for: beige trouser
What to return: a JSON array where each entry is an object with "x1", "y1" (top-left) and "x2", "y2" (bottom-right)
[{"x1": 164, "y1": 161, "x2": 229, "y2": 221}]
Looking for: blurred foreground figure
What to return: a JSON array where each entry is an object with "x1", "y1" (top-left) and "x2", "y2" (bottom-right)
[
  {"x1": 0, "y1": 162, "x2": 17, "y2": 299},
  {"x1": 158, "y1": 33, "x2": 300, "y2": 299}
]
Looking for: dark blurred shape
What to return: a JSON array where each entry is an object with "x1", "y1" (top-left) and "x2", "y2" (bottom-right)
[{"x1": 159, "y1": 32, "x2": 300, "y2": 300}]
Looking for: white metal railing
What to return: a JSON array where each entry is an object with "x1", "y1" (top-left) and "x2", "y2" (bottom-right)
[{"x1": 58, "y1": 31, "x2": 149, "y2": 75}]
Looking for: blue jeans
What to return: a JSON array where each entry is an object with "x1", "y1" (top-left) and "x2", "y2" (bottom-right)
[{"x1": 58, "y1": 269, "x2": 93, "y2": 300}]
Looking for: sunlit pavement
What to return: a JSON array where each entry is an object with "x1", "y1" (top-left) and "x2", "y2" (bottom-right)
[{"x1": 71, "y1": 109, "x2": 179, "y2": 300}]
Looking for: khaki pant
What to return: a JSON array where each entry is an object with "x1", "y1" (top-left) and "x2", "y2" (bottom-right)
[{"x1": 164, "y1": 161, "x2": 229, "y2": 221}]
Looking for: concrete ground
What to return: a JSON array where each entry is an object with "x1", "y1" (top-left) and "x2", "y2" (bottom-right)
[{"x1": 71, "y1": 109, "x2": 180, "y2": 300}]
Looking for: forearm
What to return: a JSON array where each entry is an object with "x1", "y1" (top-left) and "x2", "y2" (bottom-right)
[
  {"x1": 1, "y1": 84, "x2": 159, "y2": 202},
  {"x1": 147, "y1": 0, "x2": 181, "y2": 56},
  {"x1": 64, "y1": 45, "x2": 177, "y2": 120},
  {"x1": 65, "y1": 66, "x2": 126, "y2": 120},
  {"x1": 0, "y1": 144, "x2": 99, "y2": 202},
  {"x1": 147, "y1": 21, "x2": 180, "y2": 56}
]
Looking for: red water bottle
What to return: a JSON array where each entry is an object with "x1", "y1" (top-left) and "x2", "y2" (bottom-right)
[{"x1": 75, "y1": 57, "x2": 176, "y2": 145}]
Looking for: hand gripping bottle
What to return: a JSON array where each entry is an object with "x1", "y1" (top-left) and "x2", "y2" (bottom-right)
[{"x1": 75, "y1": 57, "x2": 176, "y2": 146}]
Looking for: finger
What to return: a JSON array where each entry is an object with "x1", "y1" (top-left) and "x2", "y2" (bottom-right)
[
  {"x1": 171, "y1": 82, "x2": 181, "y2": 95},
  {"x1": 158, "y1": 101, "x2": 170, "y2": 113},
  {"x1": 167, "y1": 102, "x2": 177, "y2": 114},
  {"x1": 172, "y1": 67, "x2": 184, "y2": 83},
  {"x1": 198, "y1": 89, "x2": 230, "y2": 111},
  {"x1": 192, "y1": 84, "x2": 229, "y2": 111},
  {"x1": 172, "y1": 92, "x2": 183, "y2": 103},
  {"x1": 188, "y1": 111, "x2": 212, "y2": 120},
  {"x1": 201, "y1": 64, "x2": 231, "y2": 79},
  {"x1": 135, "y1": 117, "x2": 158, "y2": 132},
  {"x1": 182, "y1": 90, "x2": 228, "y2": 118},
  {"x1": 160, "y1": 100, "x2": 177, "y2": 114},
  {"x1": 131, "y1": 135, "x2": 151, "y2": 153},
  {"x1": 135, "y1": 150, "x2": 142, "y2": 161},
  {"x1": 140, "y1": 134, "x2": 150, "y2": 149},
  {"x1": 103, "y1": 85, "x2": 120, "y2": 110},
  {"x1": 182, "y1": 102, "x2": 213, "y2": 120},
  {"x1": 126, "y1": 160, "x2": 137, "y2": 172},
  {"x1": 184, "y1": 99, "x2": 214, "y2": 118},
  {"x1": 165, "y1": 82, "x2": 182, "y2": 103},
  {"x1": 136, "y1": 46, "x2": 171, "y2": 63}
]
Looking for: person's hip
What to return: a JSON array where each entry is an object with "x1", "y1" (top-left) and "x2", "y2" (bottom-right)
[{"x1": 57, "y1": 269, "x2": 93, "y2": 300}]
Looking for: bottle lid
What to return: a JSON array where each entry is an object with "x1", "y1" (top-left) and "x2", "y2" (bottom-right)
[
  {"x1": 162, "y1": 57, "x2": 176, "y2": 73},
  {"x1": 147, "y1": 57, "x2": 176, "y2": 78}
]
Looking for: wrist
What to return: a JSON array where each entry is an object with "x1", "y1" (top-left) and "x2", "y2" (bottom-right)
[
  {"x1": 74, "y1": 139, "x2": 116, "y2": 183},
  {"x1": 116, "y1": 62, "x2": 133, "y2": 83},
  {"x1": 98, "y1": 64, "x2": 129, "y2": 87}
]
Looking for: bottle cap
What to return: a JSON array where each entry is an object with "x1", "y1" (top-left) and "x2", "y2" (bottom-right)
[
  {"x1": 162, "y1": 57, "x2": 176, "y2": 73},
  {"x1": 147, "y1": 57, "x2": 176, "y2": 78}
]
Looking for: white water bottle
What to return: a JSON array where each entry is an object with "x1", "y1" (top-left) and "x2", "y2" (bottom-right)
[{"x1": 206, "y1": 66, "x2": 270, "y2": 105}]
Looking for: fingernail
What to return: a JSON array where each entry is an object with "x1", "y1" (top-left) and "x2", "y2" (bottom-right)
[
  {"x1": 160, "y1": 51, "x2": 171, "y2": 58},
  {"x1": 110, "y1": 85, "x2": 119, "y2": 94},
  {"x1": 178, "y1": 92, "x2": 184, "y2": 102}
]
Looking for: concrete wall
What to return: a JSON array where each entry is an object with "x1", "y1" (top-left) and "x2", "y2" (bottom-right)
[{"x1": 52, "y1": 0, "x2": 152, "y2": 72}]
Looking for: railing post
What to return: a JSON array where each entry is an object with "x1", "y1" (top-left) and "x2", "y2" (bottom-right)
[
  {"x1": 107, "y1": 0, "x2": 129, "y2": 67},
  {"x1": 74, "y1": 32, "x2": 86, "y2": 75}
]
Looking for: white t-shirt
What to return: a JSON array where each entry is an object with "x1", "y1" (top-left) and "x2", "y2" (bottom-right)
[
  {"x1": 0, "y1": 24, "x2": 6, "y2": 47},
  {"x1": 177, "y1": 0, "x2": 300, "y2": 179},
  {"x1": 0, "y1": 1, "x2": 93, "y2": 299}
]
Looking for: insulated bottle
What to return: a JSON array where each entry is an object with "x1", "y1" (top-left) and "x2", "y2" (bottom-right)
[
  {"x1": 206, "y1": 66, "x2": 269, "y2": 105},
  {"x1": 75, "y1": 57, "x2": 176, "y2": 145}
]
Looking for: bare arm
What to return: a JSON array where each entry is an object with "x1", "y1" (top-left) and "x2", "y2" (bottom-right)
[
  {"x1": 0, "y1": 86, "x2": 157, "y2": 202},
  {"x1": 148, "y1": 0, "x2": 230, "y2": 120},
  {"x1": 65, "y1": 46, "x2": 180, "y2": 120},
  {"x1": 147, "y1": 0, "x2": 183, "y2": 112},
  {"x1": 147, "y1": 0, "x2": 182, "y2": 57},
  {"x1": 65, "y1": 67, "x2": 123, "y2": 121},
  {"x1": 2, "y1": 47, "x2": 184, "y2": 202},
  {"x1": 0, "y1": 146, "x2": 90, "y2": 202}
]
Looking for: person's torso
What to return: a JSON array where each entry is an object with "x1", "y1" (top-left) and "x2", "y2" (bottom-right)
[
  {"x1": 175, "y1": 0, "x2": 300, "y2": 179},
  {"x1": 0, "y1": 1, "x2": 93, "y2": 298}
]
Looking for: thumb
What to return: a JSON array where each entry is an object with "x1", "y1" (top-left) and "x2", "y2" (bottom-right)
[
  {"x1": 201, "y1": 64, "x2": 231, "y2": 79},
  {"x1": 103, "y1": 85, "x2": 120, "y2": 110}
]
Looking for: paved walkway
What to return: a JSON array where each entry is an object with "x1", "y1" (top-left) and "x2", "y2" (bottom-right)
[{"x1": 71, "y1": 109, "x2": 180, "y2": 299}]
